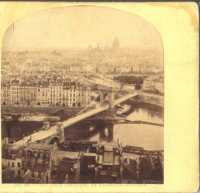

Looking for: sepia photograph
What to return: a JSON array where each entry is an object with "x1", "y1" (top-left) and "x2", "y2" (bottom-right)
[{"x1": 2, "y1": 4, "x2": 164, "y2": 184}]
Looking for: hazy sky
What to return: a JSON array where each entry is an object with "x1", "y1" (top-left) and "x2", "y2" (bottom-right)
[{"x1": 3, "y1": 5, "x2": 163, "y2": 52}]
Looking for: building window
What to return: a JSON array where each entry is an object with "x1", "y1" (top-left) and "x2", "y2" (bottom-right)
[
  {"x1": 17, "y1": 162, "x2": 21, "y2": 167},
  {"x1": 12, "y1": 162, "x2": 15, "y2": 167}
]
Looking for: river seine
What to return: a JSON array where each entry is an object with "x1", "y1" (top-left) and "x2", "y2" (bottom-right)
[
  {"x1": 2, "y1": 104, "x2": 163, "y2": 151},
  {"x1": 89, "y1": 107, "x2": 163, "y2": 151}
]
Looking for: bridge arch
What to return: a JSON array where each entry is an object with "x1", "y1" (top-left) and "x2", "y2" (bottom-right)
[{"x1": 49, "y1": 136, "x2": 60, "y2": 145}]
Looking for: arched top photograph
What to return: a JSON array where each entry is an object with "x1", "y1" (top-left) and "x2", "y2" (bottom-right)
[{"x1": 1, "y1": 4, "x2": 164, "y2": 184}]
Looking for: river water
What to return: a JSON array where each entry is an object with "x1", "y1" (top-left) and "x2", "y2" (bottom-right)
[
  {"x1": 88, "y1": 107, "x2": 163, "y2": 151},
  {"x1": 3, "y1": 104, "x2": 163, "y2": 151}
]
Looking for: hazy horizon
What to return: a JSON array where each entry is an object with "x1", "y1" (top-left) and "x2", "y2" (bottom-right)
[
  {"x1": 2, "y1": 44, "x2": 161, "y2": 52},
  {"x1": 2, "y1": 6, "x2": 163, "y2": 68},
  {"x1": 3, "y1": 6, "x2": 162, "y2": 49}
]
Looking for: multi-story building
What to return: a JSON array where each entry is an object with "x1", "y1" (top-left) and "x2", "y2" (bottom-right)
[
  {"x1": 9, "y1": 80, "x2": 20, "y2": 105},
  {"x1": 49, "y1": 82, "x2": 63, "y2": 106},
  {"x1": 20, "y1": 83, "x2": 37, "y2": 106},
  {"x1": 1, "y1": 84, "x2": 10, "y2": 105},
  {"x1": 2, "y1": 157, "x2": 23, "y2": 178},
  {"x1": 36, "y1": 82, "x2": 50, "y2": 106},
  {"x1": 22, "y1": 143, "x2": 55, "y2": 183},
  {"x1": 67, "y1": 83, "x2": 88, "y2": 107},
  {"x1": 95, "y1": 143, "x2": 121, "y2": 182},
  {"x1": 62, "y1": 84, "x2": 69, "y2": 107},
  {"x1": 1, "y1": 79, "x2": 92, "y2": 108},
  {"x1": 51, "y1": 150, "x2": 80, "y2": 183},
  {"x1": 2, "y1": 147, "x2": 24, "y2": 183}
]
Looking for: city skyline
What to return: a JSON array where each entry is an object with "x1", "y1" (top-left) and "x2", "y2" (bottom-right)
[
  {"x1": 3, "y1": 6, "x2": 163, "y2": 58},
  {"x1": 2, "y1": 5, "x2": 164, "y2": 184}
]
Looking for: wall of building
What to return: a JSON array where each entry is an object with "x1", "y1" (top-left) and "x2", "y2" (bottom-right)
[{"x1": 1, "y1": 82, "x2": 91, "y2": 108}]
